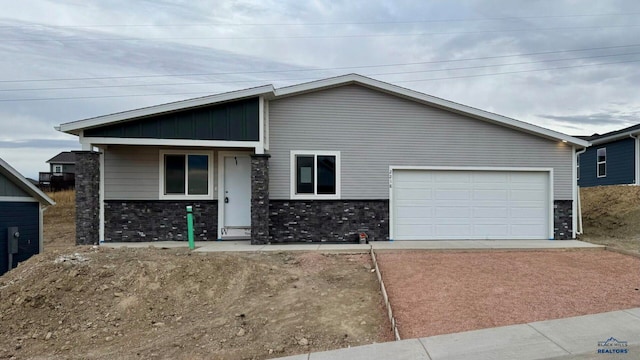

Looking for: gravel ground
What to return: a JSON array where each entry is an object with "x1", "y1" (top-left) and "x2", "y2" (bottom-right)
[{"x1": 377, "y1": 250, "x2": 640, "y2": 339}]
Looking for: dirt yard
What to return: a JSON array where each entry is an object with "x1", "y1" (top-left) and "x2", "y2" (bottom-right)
[
  {"x1": 0, "y1": 247, "x2": 391, "y2": 359},
  {"x1": 377, "y1": 250, "x2": 640, "y2": 339},
  {"x1": 581, "y1": 185, "x2": 640, "y2": 253}
]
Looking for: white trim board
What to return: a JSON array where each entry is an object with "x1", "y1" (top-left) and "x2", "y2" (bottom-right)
[
  {"x1": 388, "y1": 166, "x2": 555, "y2": 241},
  {"x1": 0, "y1": 196, "x2": 38, "y2": 202},
  {"x1": 81, "y1": 136, "x2": 260, "y2": 150}
]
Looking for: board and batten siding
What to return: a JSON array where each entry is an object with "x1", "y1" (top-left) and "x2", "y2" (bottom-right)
[
  {"x1": 268, "y1": 85, "x2": 573, "y2": 200},
  {"x1": 0, "y1": 172, "x2": 29, "y2": 197},
  {"x1": 104, "y1": 145, "x2": 231, "y2": 200}
]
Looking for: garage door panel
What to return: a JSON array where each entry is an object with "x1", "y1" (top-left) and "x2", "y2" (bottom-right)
[
  {"x1": 472, "y1": 189, "x2": 509, "y2": 200},
  {"x1": 395, "y1": 188, "x2": 432, "y2": 200},
  {"x1": 434, "y1": 189, "x2": 471, "y2": 200},
  {"x1": 393, "y1": 169, "x2": 550, "y2": 240}
]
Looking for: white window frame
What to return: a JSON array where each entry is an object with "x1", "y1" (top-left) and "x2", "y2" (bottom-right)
[
  {"x1": 596, "y1": 147, "x2": 606, "y2": 178},
  {"x1": 290, "y1": 150, "x2": 341, "y2": 200},
  {"x1": 159, "y1": 149, "x2": 214, "y2": 200},
  {"x1": 52, "y1": 165, "x2": 63, "y2": 174}
]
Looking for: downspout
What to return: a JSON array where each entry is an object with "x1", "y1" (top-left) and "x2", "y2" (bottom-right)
[
  {"x1": 575, "y1": 147, "x2": 587, "y2": 236},
  {"x1": 631, "y1": 134, "x2": 640, "y2": 185}
]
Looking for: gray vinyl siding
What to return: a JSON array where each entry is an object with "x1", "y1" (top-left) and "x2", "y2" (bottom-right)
[
  {"x1": 268, "y1": 85, "x2": 573, "y2": 200},
  {"x1": 104, "y1": 146, "x2": 160, "y2": 200},
  {"x1": 104, "y1": 145, "x2": 247, "y2": 200},
  {"x1": 50, "y1": 164, "x2": 76, "y2": 173},
  {"x1": 0, "y1": 172, "x2": 29, "y2": 197}
]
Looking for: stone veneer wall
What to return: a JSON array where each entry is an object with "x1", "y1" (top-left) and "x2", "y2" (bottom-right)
[
  {"x1": 103, "y1": 201, "x2": 217, "y2": 242},
  {"x1": 250, "y1": 154, "x2": 270, "y2": 245},
  {"x1": 553, "y1": 200, "x2": 573, "y2": 240},
  {"x1": 269, "y1": 200, "x2": 389, "y2": 243},
  {"x1": 74, "y1": 151, "x2": 100, "y2": 245}
]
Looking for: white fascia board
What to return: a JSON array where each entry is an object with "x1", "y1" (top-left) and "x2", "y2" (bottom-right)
[
  {"x1": 81, "y1": 137, "x2": 260, "y2": 149},
  {"x1": 0, "y1": 158, "x2": 55, "y2": 206},
  {"x1": 58, "y1": 85, "x2": 275, "y2": 134},
  {"x1": 274, "y1": 74, "x2": 589, "y2": 147},
  {"x1": 590, "y1": 130, "x2": 640, "y2": 145}
]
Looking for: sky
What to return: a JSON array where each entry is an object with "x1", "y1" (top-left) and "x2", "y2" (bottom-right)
[{"x1": 2, "y1": 0, "x2": 640, "y2": 178}]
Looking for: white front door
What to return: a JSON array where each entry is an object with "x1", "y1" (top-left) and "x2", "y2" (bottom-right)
[{"x1": 222, "y1": 155, "x2": 251, "y2": 237}]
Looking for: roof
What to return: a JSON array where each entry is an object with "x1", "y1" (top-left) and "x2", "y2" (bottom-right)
[
  {"x1": 0, "y1": 158, "x2": 55, "y2": 206},
  {"x1": 58, "y1": 74, "x2": 589, "y2": 147},
  {"x1": 46, "y1": 151, "x2": 76, "y2": 164},
  {"x1": 582, "y1": 123, "x2": 640, "y2": 145}
]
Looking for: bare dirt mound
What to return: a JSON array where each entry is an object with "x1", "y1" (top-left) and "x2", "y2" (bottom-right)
[
  {"x1": 0, "y1": 247, "x2": 391, "y2": 359},
  {"x1": 580, "y1": 186, "x2": 640, "y2": 252}
]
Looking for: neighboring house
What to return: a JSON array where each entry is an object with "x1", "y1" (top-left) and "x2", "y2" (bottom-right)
[
  {"x1": 56, "y1": 74, "x2": 589, "y2": 245},
  {"x1": 577, "y1": 124, "x2": 640, "y2": 187},
  {"x1": 39, "y1": 151, "x2": 76, "y2": 191},
  {"x1": 0, "y1": 158, "x2": 55, "y2": 275}
]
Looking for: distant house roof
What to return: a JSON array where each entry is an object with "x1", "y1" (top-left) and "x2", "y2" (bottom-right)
[
  {"x1": 581, "y1": 123, "x2": 640, "y2": 145},
  {"x1": 46, "y1": 151, "x2": 76, "y2": 164},
  {"x1": 0, "y1": 158, "x2": 55, "y2": 206}
]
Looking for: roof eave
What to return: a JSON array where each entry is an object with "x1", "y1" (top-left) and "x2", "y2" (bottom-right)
[
  {"x1": 0, "y1": 158, "x2": 55, "y2": 206},
  {"x1": 58, "y1": 85, "x2": 275, "y2": 134},
  {"x1": 275, "y1": 74, "x2": 589, "y2": 147},
  {"x1": 590, "y1": 130, "x2": 640, "y2": 145}
]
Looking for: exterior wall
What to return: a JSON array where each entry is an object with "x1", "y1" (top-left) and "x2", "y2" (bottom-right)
[
  {"x1": 104, "y1": 146, "x2": 246, "y2": 200},
  {"x1": 104, "y1": 200, "x2": 217, "y2": 242},
  {"x1": 268, "y1": 84, "x2": 574, "y2": 200},
  {"x1": 0, "y1": 201, "x2": 39, "y2": 275},
  {"x1": 269, "y1": 200, "x2": 389, "y2": 243},
  {"x1": 104, "y1": 146, "x2": 160, "y2": 200},
  {"x1": 553, "y1": 200, "x2": 572, "y2": 240},
  {"x1": 75, "y1": 151, "x2": 101, "y2": 245},
  {"x1": 85, "y1": 97, "x2": 259, "y2": 141},
  {"x1": 250, "y1": 154, "x2": 270, "y2": 245},
  {"x1": 578, "y1": 138, "x2": 635, "y2": 187},
  {"x1": 0, "y1": 172, "x2": 29, "y2": 197}
]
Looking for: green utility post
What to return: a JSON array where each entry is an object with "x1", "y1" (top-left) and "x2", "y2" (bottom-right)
[{"x1": 186, "y1": 206, "x2": 195, "y2": 250}]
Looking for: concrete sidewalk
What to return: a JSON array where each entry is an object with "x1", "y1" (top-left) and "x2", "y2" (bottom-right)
[
  {"x1": 100, "y1": 239, "x2": 605, "y2": 252},
  {"x1": 276, "y1": 308, "x2": 640, "y2": 360}
]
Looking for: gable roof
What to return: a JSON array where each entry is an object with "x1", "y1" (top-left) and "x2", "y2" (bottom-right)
[
  {"x1": 0, "y1": 158, "x2": 55, "y2": 206},
  {"x1": 58, "y1": 74, "x2": 589, "y2": 147},
  {"x1": 582, "y1": 123, "x2": 640, "y2": 145},
  {"x1": 46, "y1": 151, "x2": 76, "y2": 164}
]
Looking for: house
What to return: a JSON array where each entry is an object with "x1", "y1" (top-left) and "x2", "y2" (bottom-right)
[
  {"x1": 56, "y1": 74, "x2": 589, "y2": 245},
  {"x1": 38, "y1": 151, "x2": 76, "y2": 191},
  {"x1": 0, "y1": 158, "x2": 55, "y2": 275},
  {"x1": 577, "y1": 124, "x2": 640, "y2": 187}
]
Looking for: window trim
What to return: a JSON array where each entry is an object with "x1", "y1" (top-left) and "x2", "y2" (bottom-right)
[
  {"x1": 290, "y1": 150, "x2": 341, "y2": 200},
  {"x1": 596, "y1": 147, "x2": 606, "y2": 178},
  {"x1": 159, "y1": 149, "x2": 214, "y2": 200},
  {"x1": 52, "y1": 165, "x2": 63, "y2": 174}
]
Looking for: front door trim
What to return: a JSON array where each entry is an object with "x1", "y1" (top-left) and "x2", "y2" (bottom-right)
[{"x1": 217, "y1": 151, "x2": 253, "y2": 240}]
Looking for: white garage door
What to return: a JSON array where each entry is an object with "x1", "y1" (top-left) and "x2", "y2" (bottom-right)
[{"x1": 392, "y1": 169, "x2": 550, "y2": 240}]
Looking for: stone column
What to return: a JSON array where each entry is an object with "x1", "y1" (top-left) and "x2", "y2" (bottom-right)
[
  {"x1": 250, "y1": 154, "x2": 270, "y2": 245},
  {"x1": 74, "y1": 151, "x2": 100, "y2": 245}
]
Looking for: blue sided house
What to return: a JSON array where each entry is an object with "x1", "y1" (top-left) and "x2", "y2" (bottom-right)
[{"x1": 578, "y1": 124, "x2": 640, "y2": 187}]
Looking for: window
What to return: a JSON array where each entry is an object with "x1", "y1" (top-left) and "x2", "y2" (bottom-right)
[
  {"x1": 52, "y1": 165, "x2": 63, "y2": 174},
  {"x1": 597, "y1": 148, "x2": 606, "y2": 178},
  {"x1": 160, "y1": 150, "x2": 213, "y2": 199},
  {"x1": 290, "y1": 151, "x2": 340, "y2": 199}
]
